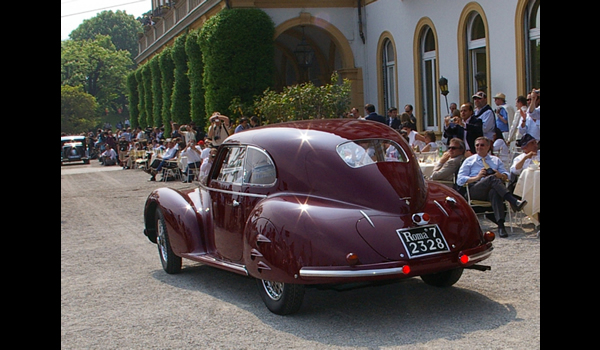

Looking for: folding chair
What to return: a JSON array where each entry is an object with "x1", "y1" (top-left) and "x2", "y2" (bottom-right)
[
  {"x1": 464, "y1": 182, "x2": 514, "y2": 232},
  {"x1": 160, "y1": 157, "x2": 181, "y2": 182}
]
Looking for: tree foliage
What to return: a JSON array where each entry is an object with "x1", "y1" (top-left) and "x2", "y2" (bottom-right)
[
  {"x1": 61, "y1": 85, "x2": 99, "y2": 134},
  {"x1": 61, "y1": 35, "x2": 133, "y2": 116},
  {"x1": 69, "y1": 10, "x2": 142, "y2": 60}
]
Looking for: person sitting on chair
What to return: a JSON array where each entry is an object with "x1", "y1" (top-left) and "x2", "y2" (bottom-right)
[
  {"x1": 430, "y1": 138, "x2": 465, "y2": 185},
  {"x1": 146, "y1": 138, "x2": 179, "y2": 181},
  {"x1": 180, "y1": 140, "x2": 203, "y2": 182},
  {"x1": 456, "y1": 136, "x2": 527, "y2": 238}
]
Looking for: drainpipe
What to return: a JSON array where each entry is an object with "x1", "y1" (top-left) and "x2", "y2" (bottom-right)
[{"x1": 358, "y1": 0, "x2": 365, "y2": 44}]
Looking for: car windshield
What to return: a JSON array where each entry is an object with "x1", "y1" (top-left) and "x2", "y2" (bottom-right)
[{"x1": 336, "y1": 139, "x2": 408, "y2": 168}]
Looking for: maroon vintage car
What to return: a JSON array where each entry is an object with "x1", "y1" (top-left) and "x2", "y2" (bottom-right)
[{"x1": 143, "y1": 119, "x2": 494, "y2": 315}]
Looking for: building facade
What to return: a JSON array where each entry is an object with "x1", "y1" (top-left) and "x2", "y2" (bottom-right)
[{"x1": 136, "y1": 0, "x2": 540, "y2": 132}]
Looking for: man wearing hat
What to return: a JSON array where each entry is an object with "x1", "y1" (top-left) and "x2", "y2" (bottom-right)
[
  {"x1": 493, "y1": 93, "x2": 515, "y2": 139},
  {"x1": 472, "y1": 91, "x2": 496, "y2": 140},
  {"x1": 510, "y1": 134, "x2": 539, "y2": 176}
]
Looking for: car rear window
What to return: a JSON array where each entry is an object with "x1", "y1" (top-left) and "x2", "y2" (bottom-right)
[{"x1": 336, "y1": 139, "x2": 408, "y2": 168}]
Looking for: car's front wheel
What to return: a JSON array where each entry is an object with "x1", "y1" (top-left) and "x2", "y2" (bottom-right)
[
  {"x1": 156, "y1": 208, "x2": 182, "y2": 274},
  {"x1": 420, "y1": 268, "x2": 463, "y2": 287},
  {"x1": 256, "y1": 279, "x2": 305, "y2": 315}
]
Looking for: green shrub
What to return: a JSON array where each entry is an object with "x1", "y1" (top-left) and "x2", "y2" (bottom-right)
[
  {"x1": 199, "y1": 8, "x2": 275, "y2": 124},
  {"x1": 254, "y1": 72, "x2": 351, "y2": 124},
  {"x1": 171, "y1": 33, "x2": 190, "y2": 125},
  {"x1": 185, "y1": 30, "x2": 206, "y2": 131},
  {"x1": 158, "y1": 47, "x2": 175, "y2": 135}
]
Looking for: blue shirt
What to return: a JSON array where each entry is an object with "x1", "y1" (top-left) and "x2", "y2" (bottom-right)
[
  {"x1": 496, "y1": 107, "x2": 509, "y2": 132},
  {"x1": 456, "y1": 154, "x2": 509, "y2": 186}
]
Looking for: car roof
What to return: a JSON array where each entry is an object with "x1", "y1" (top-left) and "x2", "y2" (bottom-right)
[
  {"x1": 61, "y1": 135, "x2": 86, "y2": 141},
  {"x1": 224, "y1": 119, "x2": 404, "y2": 150},
  {"x1": 222, "y1": 119, "x2": 423, "y2": 212}
]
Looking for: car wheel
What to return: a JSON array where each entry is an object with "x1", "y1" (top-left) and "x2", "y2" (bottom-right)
[
  {"x1": 155, "y1": 208, "x2": 181, "y2": 274},
  {"x1": 256, "y1": 278, "x2": 305, "y2": 315},
  {"x1": 420, "y1": 268, "x2": 463, "y2": 287}
]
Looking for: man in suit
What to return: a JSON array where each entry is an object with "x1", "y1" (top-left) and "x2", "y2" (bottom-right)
[
  {"x1": 472, "y1": 91, "x2": 495, "y2": 140},
  {"x1": 460, "y1": 102, "x2": 483, "y2": 156},
  {"x1": 364, "y1": 103, "x2": 386, "y2": 124},
  {"x1": 430, "y1": 138, "x2": 466, "y2": 184},
  {"x1": 386, "y1": 107, "x2": 402, "y2": 130}
]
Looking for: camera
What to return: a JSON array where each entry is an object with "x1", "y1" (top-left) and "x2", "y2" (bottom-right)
[
  {"x1": 533, "y1": 89, "x2": 540, "y2": 96},
  {"x1": 485, "y1": 168, "x2": 496, "y2": 176}
]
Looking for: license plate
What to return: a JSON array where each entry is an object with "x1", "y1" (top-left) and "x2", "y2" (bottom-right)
[{"x1": 396, "y1": 224, "x2": 450, "y2": 258}]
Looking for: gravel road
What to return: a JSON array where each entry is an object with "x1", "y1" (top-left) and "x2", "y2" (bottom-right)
[{"x1": 61, "y1": 161, "x2": 540, "y2": 349}]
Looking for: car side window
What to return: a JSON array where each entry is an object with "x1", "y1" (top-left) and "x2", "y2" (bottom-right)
[
  {"x1": 243, "y1": 147, "x2": 276, "y2": 186},
  {"x1": 216, "y1": 146, "x2": 246, "y2": 184}
]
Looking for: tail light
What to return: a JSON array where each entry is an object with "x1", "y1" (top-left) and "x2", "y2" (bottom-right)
[
  {"x1": 412, "y1": 213, "x2": 430, "y2": 225},
  {"x1": 346, "y1": 253, "x2": 359, "y2": 266}
]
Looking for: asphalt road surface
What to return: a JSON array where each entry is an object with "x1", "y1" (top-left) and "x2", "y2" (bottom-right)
[{"x1": 61, "y1": 160, "x2": 540, "y2": 349}]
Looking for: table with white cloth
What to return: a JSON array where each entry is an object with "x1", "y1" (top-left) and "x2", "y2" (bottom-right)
[
  {"x1": 513, "y1": 165, "x2": 540, "y2": 225},
  {"x1": 419, "y1": 162, "x2": 436, "y2": 178}
]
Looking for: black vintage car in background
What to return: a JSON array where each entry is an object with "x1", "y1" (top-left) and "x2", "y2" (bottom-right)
[{"x1": 61, "y1": 135, "x2": 89, "y2": 165}]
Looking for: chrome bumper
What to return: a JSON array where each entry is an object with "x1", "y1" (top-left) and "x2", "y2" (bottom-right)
[{"x1": 299, "y1": 266, "x2": 408, "y2": 278}]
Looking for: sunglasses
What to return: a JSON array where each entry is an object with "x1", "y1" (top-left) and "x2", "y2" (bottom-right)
[{"x1": 447, "y1": 146, "x2": 460, "y2": 150}]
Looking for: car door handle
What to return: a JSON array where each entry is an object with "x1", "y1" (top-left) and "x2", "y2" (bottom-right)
[{"x1": 232, "y1": 200, "x2": 240, "y2": 207}]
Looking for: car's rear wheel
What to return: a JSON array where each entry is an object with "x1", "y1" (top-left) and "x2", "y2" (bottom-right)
[
  {"x1": 420, "y1": 268, "x2": 463, "y2": 287},
  {"x1": 256, "y1": 279, "x2": 305, "y2": 315},
  {"x1": 156, "y1": 208, "x2": 181, "y2": 274}
]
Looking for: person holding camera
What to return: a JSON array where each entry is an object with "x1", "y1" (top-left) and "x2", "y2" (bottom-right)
[
  {"x1": 519, "y1": 89, "x2": 540, "y2": 141},
  {"x1": 207, "y1": 112, "x2": 230, "y2": 146},
  {"x1": 456, "y1": 136, "x2": 527, "y2": 237}
]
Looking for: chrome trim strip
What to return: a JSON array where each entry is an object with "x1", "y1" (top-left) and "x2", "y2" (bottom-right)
[
  {"x1": 193, "y1": 254, "x2": 249, "y2": 275},
  {"x1": 359, "y1": 210, "x2": 375, "y2": 227},
  {"x1": 199, "y1": 183, "x2": 267, "y2": 198},
  {"x1": 299, "y1": 266, "x2": 407, "y2": 278},
  {"x1": 433, "y1": 200, "x2": 449, "y2": 217}
]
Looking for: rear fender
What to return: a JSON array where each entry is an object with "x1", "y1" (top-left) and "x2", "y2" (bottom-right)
[
  {"x1": 143, "y1": 187, "x2": 206, "y2": 256},
  {"x1": 424, "y1": 182, "x2": 484, "y2": 247},
  {"x1": 243, "y1": 195, "x2": 384, "y2": 284}
]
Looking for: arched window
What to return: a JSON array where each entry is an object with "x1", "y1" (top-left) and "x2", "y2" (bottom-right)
[
  {"x1": 420, "y1": 26, "x2": 438, "y2": 131},
  {"x1": 467, "y1": 13, "x2": 487, "y2": 97},
  {"x1": 527, "y1": 0, "x2": 540, "y2": 90},
  {"x1": 382, "y1": 39, "x2": 396, "y2": 113}
]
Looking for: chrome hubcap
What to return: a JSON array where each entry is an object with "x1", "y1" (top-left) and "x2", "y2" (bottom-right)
[
  {"x1": 157, "y1": 223, "x2": 167, "y2": 262},
  {"x1": 262, "y1": 280, "x2": 284, "y2": 301}
]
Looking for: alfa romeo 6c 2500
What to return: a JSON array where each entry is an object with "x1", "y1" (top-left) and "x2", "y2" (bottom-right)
[{"x1": 143, "y1": 119, "x2": 494, "y2": 315}]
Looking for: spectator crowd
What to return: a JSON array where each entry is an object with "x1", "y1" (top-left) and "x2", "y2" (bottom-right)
[{"x1": 67, "y1": 88, "x2": 539, "y2": 237}]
